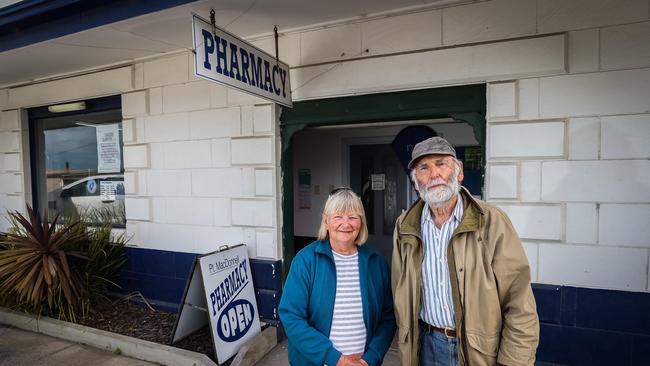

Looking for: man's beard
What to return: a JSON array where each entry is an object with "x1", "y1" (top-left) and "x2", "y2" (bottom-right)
[{"x1": 417, "y1": 169, "x2": 460, "y2": 208}]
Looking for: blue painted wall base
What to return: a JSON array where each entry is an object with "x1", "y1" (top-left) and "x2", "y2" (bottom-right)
[{"x1": 117, "y1": 248, "x2": 650, "y2": 365}]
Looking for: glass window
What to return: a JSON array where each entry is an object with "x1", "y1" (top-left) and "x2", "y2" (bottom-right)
[{"x1": 30, "y1": 99, "x2": 124, "y2": 226}]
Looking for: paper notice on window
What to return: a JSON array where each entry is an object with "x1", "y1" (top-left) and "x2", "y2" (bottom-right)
[
  {"x1": 96, "y1": 124, "x2": 121, "y2": 173},
  {"x1": 100, "y1": 181, "x2": 117, "y2": 201}
]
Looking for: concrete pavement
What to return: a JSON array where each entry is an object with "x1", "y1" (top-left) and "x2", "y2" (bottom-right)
[
  {"x1": 256, "y1": 338, "x2": 401, "y2": 366},
  {"x1": 0, "y1": 324, "x2": 159, "y2": 366}
]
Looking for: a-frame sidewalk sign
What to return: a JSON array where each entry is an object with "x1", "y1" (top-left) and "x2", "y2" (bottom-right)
[{"x1": 170, "y1": 244, "x2": 261, "y2": 364}]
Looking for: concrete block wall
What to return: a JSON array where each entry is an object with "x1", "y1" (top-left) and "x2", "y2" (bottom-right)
[
  {"x1": 0, "y1": 109, "x2": 25, "y2": 232},
  {"x1": 122, "y1": 53, "x2": 281, "y2": 260}
]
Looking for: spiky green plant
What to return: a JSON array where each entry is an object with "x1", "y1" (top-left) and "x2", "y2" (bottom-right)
[{"x1": 0, "y1": 205, "x2": 89, "y2": 320}]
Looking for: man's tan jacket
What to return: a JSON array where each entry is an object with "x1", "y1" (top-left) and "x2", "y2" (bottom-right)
[{"x1": 392, "y1": 188, "x2": 539, "y2": 366}]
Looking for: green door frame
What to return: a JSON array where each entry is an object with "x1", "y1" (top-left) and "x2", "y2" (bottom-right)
[{"x1": 279, "y1": 84, "x2": 486, "y2": 275}]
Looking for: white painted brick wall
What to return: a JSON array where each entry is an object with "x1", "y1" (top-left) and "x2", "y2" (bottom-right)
[
  {"x1": 148, "y1": 87, "x2": 163, "y2": 115},
  {"x1": 189, "y1": 108, "x2": 241, "y2": 139},
  {"x1": 158, "y1": 197, "x2": 214, "y2": 226},
  {"x1": 123, "y1": 171, "x2": 136, "y2": 195},
  {"x1": 193, "y1": 226, "x2": 245, "y2": 254},
  {"x1": 599, "y1": 204, "x2": 650, "y2": 248},
  {"x1": 601, "y1": 115, "x2": 650, "y2": 159},
  {"x1": 227, "y1": 89, "x2": 266, "y2": 107},
  {"x1": 191, "y1": 168, "x2": 243, "y2": 197},
  {"x1": 122, "y1": 91, "x2": 148, "y2": 118},
  {"x1": 522, "y1": 242, "x2": 538, "y2": 282},
  {"x1": 242, "y1": 168, "x2": 255, "y2": 197},
  {"x1": 566, "y1": 203, "x2": 598, "y2": 244},
  {"x1": 209, "y1": 84, "x2": 228, "y2": 109},
  {"x1": 517, "y1": 78, "x2": 539, "y2": 120},
  {"x1": 136, "y1": 222, "x2": 197, "y2": 252},
  {"x1": 143, "y1": 53, "x2": 189, "y2": 88},
  {"x1": 538, "y1": 243, "x2": 647, "y2": 291},
  {"x1": 568, "y1": 117, "x2": 600, "y2": 160},
  {"x1": 213, "y1": 197, "x2": 231, "y2": 226},
  {"x1": 162, "y1": 140, "x2": 211, "y2": 169},
  {"x1": 7, "y1": 67, "x2": 132, "y2": 108},
  {"x1": 487, "y1": 164, "x2": 517, "y2": 199},
  {"x1": 443, "y1": 0, "x2": 535, "y2": 45},
  {"x1": 542, "y1": 160, "x2": 650, "y2": 202},
  {"x1": 251, "y1": 32, "x2": 301, "y2": 67},
  {"x1": 137, "y1": 170, "x2": 148, "y2": 196},
  {"x1": 256, "y1": 230, "x2": 277, "y2": 259},
  {"x1": 488, "y1": 122, "x2": 565, "y2": 158},
  {"x1": 253, "y1": 105, "x2": 274, "y2": 135},
  {"x1": 0, "y1": 131, "x2": 20, "y2": 152},
  {"x1": 125, "y1": 197, "x2": 150, "y2": 221},
  {"x1": 601, "y1": 22, "x2": 650, "y2": 70},
  {"x1": 497, "y1": 204, "x2": 562, "y2": 241},
  {"x1": 1, "y1": 153, "x2": 21, "y2": 172},
  {"x1": 255, "y1": 169, "x2": 274, "y2": 196},
  {"x1": 292, "y1": 35, "x2": 565, "y2": 100},
  {"x1": 0, "y1": 89, "x2": 7, "y2": 111},
  {"x1": 0, "y1": 173, "x2": 22, "y2": 194},
  {"x1": 567, "y1": 29, "x2": 599, "y2": 73},
  {"x1": 144, "y1": 113, "x2": 190, "y2": 142},
  {"x1": 0, "y1": 110, "x2": 19, "y2": 131},
  {"x1": 241, "y1": 106, "x2": 254, "y2": 136},
  {"x1": 0, "y1": 194, "x2": 25, "y2": 212},
  {"x1": 123, "y1": 145, "x2": 149, "y2": 169},
  {"x1": 162, "y1": 82, "x2": 211, "y2": 114},
  {"x1": 537, "y1": 0, "x2": 648, "y2": 33},
  {"x1": 231, "y1": 199, "x2": 274, "y2": 227},
  {"x1": 488, "y1": 82, "x2": 517, "y2": 119},
  {"x1": 147, "y1": 170, "x2": 191, "y2": 197},
  {"x1": 231, "y1": 137, "x2": 273, "y2": 165},
  {"x1": 211, "y1": 138, "x2": 231, "y2": 167},
  {"x1": 300, "y1": 23, "x2": 361, "y2": 65},
  {"x1": 122, "y1": 119, "x2": 135, "y2": 143},
  {"x1": 539, "y1": 69, "x2": 650, "y2": 118},
  {"x1": 149, "y1": 143, "x2": 164, "y2": 169},
  {"x1": 243, "y1": 228, "x2": 257, "y2": 258},
  {"x1": 364, "y1": 10, "x2": 442, "y2": 55},
  {"x1": 520, "y1": 161, "x2": 542, "y2": 203}
]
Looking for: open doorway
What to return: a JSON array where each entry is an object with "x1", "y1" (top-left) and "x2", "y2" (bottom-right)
[
  {"x1": 280, "y1": 84, "x2": 486, "y2": 273},
  {"x1": 290, "y1": 118, "x2": 482, "y2": 265}
]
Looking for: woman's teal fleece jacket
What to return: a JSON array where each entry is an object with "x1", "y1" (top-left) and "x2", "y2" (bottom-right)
[{"x1": 279, "y1": 240, "x2": 396, "y2": 366}]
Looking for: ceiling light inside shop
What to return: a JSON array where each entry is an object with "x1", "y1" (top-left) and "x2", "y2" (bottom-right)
[{"x1": 47, "y1": 102, "x2": 86, "y2": 113}]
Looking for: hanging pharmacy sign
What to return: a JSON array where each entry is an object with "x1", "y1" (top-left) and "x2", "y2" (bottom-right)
[
  {"x1": 192, "y1": 14, "x2": 292, "y2": 107},
  {"x1": 171, "y1": 244, "x2": 261, "y2": 364}
]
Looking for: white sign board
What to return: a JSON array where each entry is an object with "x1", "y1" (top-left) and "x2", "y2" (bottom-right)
[
  {"x1": 171, "y1": 244, "x2": 261, "y2": 364},
  {"x1": 192, "y1": 14, "x2": 292, "y2": 107},
  {"x1": 100, "y1": 181, "x2": 117, "y2": 201},
  {"x1": 96, "y1": 123, "x2": 121, "y2": 173}
]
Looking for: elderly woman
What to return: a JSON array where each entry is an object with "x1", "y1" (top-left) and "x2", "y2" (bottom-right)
[{"x1": 279, "y1": 188, "x2": 396, "y2": 366}]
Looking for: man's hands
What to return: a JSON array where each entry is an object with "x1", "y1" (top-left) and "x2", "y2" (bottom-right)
[{"x1": 335, "y1": 354, "x2": 368, "y2": 366}]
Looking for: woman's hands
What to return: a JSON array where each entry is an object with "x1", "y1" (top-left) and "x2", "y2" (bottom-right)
[{"x1": 336, "y1": 354, "x2": 368, "y2": 366}]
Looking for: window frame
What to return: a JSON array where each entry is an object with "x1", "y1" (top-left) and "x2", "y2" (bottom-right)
[{"x1": 27, "y1": 95, "x2": 124, "y2": 226}]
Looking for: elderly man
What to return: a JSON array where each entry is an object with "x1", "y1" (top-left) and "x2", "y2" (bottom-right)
[{"x1": 392, "y1": 136, "x2": 539, "y2": 366}]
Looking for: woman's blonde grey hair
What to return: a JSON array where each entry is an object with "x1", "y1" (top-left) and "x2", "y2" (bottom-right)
[{"x1": 317, "y1": 188, "x2": 368, "y2": 245}]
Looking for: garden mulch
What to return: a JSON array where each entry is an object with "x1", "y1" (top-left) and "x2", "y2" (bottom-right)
[{"x1": 78, "y1": 299, "x2": 219, "y2": 363}]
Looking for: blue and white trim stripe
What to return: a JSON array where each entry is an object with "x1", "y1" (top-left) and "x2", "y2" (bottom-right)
[{"x1": 419, "y1": 194, "x2": 464, "y2": 329}]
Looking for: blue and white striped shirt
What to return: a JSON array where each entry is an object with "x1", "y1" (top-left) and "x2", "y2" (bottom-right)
[
  {"x1": 330, "y1": 251, "x2": 366, "y2": 355},
  {"x1": 419, "y1": 194, "x2": 464, "y2": 329}
]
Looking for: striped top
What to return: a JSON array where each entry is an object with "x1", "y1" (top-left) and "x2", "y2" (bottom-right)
[
  {"x1": 329, "y1": 251, "x2": 366, "y2": 356},
  {"x1": 419, "y1": 194, "x2": 464, "y2": 329}
]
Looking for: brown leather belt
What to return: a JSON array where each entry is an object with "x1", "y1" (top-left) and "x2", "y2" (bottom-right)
[{"x1": 419, "y1": 320, "x2": 457, "y2": 338}]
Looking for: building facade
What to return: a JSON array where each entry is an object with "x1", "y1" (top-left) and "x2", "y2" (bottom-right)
[{"x1": 1, "y1": 0, "x2": 649, "y2": 364}]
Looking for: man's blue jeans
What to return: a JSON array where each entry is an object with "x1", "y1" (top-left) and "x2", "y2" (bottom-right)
[{"x1": 419, "y1": 329, "x2": 459, "y2": 366}]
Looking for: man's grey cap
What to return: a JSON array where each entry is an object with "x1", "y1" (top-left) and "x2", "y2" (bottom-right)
[{"x1": 408, "y1": 136, "x2": 457, "y2": 169}]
